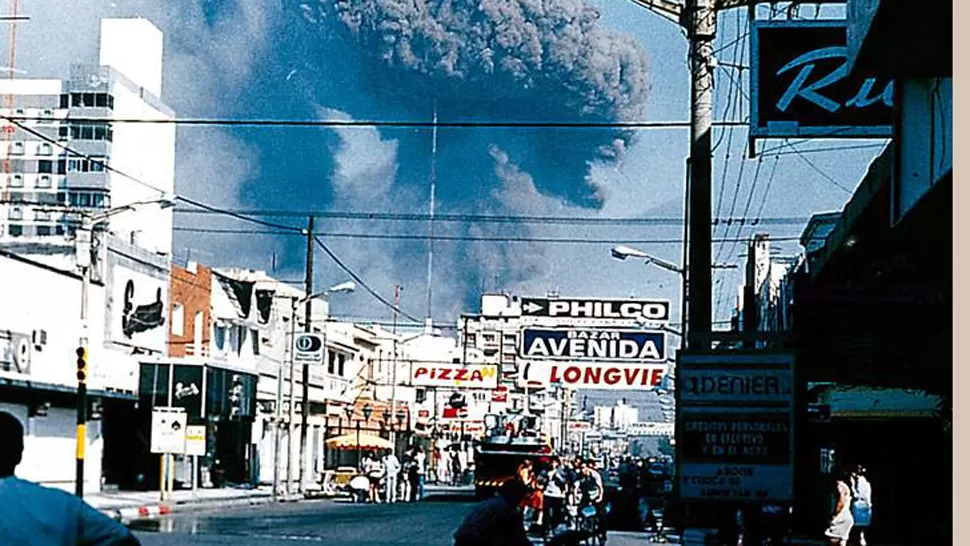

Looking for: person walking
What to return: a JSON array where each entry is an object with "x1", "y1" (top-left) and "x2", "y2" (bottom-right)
[
  {"x1": 363, "y1": 453, "x2": 384, "y2": 503},
  {"x1": 450, "y1": 447, "x2": 463, "y2": 487},
  {"x1": 825, "y1": 471, "x2": 855, "y2": 546},
  {"x1": 544, "y1": 458, "x2": 569, "y2": 535},
  {"x1": 0, "y1": 411, "x2": 141, "y2": 546},
  {"x1": 382, "y1": 448, "x2": 401, "y2": 504},
  {"x1": 413, "y1": 446, "x2": 427, "y2": 501},
  {"x1": 848, "y1": 465, "x2": 873, "y2": 546}
]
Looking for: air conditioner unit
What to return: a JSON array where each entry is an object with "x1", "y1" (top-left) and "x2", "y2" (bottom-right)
[{"x1": 31, "y1": 329, "x2": 47, "y2": 348}]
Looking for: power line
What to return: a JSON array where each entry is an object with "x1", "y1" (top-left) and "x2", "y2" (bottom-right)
[
  {"x1": 173, "y1": 207, "x2": 812, "y2": 226},
  {"x1": 791, "y1": 147, "x2": 855, "y2": 194},
  {"x1": 311, "y1": 233, "x2": 422, "y2": 324},
  {"x1": 5, "y1": 115, "x2": 750, "y2": 130},
  {"x1": 173, "y1": 226, "x2": 818, "y2": 245}
]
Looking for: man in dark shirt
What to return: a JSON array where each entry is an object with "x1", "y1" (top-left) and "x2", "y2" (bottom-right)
[{"x1": 454, "y1": 479, "x2": 532, "y2": 546}]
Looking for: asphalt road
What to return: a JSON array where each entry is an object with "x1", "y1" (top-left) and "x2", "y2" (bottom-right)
[
  {"x1": 131, "y1": 492, "x2": 676, "y2": 546},
  {"x1": 132, "y1": 495, "x2": 478, "y2": 546}
]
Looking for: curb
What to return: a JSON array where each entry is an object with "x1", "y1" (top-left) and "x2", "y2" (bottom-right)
[{"x1": 105, "y1": 493, "x2": 275, "y2": 523}]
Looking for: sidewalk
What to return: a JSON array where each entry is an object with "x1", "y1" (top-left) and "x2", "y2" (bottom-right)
[{"x1": 85, "y1": 485, "x2": 274, "y2": 522}]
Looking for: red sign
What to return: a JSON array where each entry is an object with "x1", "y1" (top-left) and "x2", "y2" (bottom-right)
[
  {"x1": 547, "y1": 363, "x2": 665, "y2": 389},
  {"x1": 441, "y1": 407, "x2": 469, "y2": 419},
  {"x1": 418, "y1": 410, "x2": 430, "y2": 418},
  {"x1": 491, "y1": 386, "x2": 509, "y2": 403}
]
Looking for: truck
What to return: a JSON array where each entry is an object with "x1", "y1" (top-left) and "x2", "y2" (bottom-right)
[{"x1": 473, "y1": 413, "x2": 553, "y2": 499}]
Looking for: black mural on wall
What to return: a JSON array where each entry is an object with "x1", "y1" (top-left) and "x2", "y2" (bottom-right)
[{"x1": 122, "y1": 279, "x2": 165, "y2": 338}]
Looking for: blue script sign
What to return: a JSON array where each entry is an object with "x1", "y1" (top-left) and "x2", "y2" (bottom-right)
[
  {"x1": 751, "y1": 20, "x2": 893, "y2": 140},
  {"x1": 519, "y1": 328, "x2": 666, "y2": 362}
]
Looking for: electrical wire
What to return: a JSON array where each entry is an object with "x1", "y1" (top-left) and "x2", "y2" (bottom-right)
[
  {"x1": 312, "y1": 233, "x2": 422, "y2": 324},
  {"x1": 4, "y1": 114, "x2": 748, "y2": 130}
]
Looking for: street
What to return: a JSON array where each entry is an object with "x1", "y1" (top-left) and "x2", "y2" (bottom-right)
[{"x1": 130, "y1": 493, "x2": 674, "y2": 546}]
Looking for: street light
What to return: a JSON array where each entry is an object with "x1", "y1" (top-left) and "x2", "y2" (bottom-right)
[{"x1": 74, "y1": 194, "x2": 175, "y2": 499}]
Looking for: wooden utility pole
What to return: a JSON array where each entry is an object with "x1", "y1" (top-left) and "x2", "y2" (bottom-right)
[{"x1": 298, "y1": 216, "x2": 314, "y2": 493}]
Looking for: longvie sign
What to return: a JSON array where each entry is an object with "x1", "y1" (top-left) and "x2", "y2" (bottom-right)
[
  {"x1": 751, "y1": 20, "x2": 893, "y2": 139},
  {"x1": 527, "y1": 361, "x2": 666, "y2": 390}
]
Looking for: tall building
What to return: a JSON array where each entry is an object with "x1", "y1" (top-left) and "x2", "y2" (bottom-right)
[{"x1": 0, "y1": 18, "x2": 174, "y2": 255}]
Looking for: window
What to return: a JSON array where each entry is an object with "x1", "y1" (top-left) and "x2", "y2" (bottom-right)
[
  {"x1": 8, "y1": 207, "x2": 22, "y2": 220},
  {"x1": 55, "y1": 225, "x2": 64, "y2": 236},
  {"x1": 7, "y1": 224, "x2": 22, "y2": 237},
  {"x1": 38, "y1": 160, "x2": 53, "y2": 174},
  {"x1": 171, "y1": 303, "x2": 184, "y2": 337},
  {"x1": 71, "y1": 93, "x2": 82, "y2": 107},
  {"x1": 56, "y1": 159, "x2": 66, "y2": 175},
  {"x1": 328, "y1": 351, "x2": 336, "y2": 375},
  {"x1": 36, "y1": 226, "x2": 51, "y2": 237},
  {"x1": 90, "y1": 159, "x2": 105, "y2": 172},
  {"x1": 95, "y1": 93, "x2": 108, "y2": 108},
  {"x1": 107, "y1": 95, "x2": 114, "y2": 109},
  {"x1": 58, "y1": 126, "x2": 68, "y2": 140},
  {"x1": 59, "y1": 94, "x2": 69, "y2": 109},
  {"x1": 82, "y1": 93, "x2": 95, "y2": 107},
  {"x1": 338, "y1": 354, "x2": 346, "y2": 377},
  {"x1": 37, "y1": 175, "x2": 52, "y2": 188},
  {"x1": 214, "y1": 325, "x2": 226, "y2": 351},
  {"x1": 9, "y1": 174, "x2": 22, "y2": 188},
  {"x1": 35, "y1": 210, "x2": 51, "y2": 221},
  {"x1": 465, "y1": 334, "x2": 476, "y2": 347},
  {"x1": 38, "y1": 143, "x2": 52, "y2": 156},
  {"x1": 251, "y1": 329, "x2": 260, "y2": 356}
]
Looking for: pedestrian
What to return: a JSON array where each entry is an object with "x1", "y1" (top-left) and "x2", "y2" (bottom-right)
[
  {"x1": 413, "y1": 446, "x2": 426, "y2": 501},
  {"x1": 399, "y1": 449, "x2": 413, "y2": 502},
  {"x1": 848, "y1": 465, "x2": 873, "y2": 546},
  {"x1": 0, "y1": 411, "x2": 141, "y2": 545},
  {"x1": 364, "y1": 452, "x2": 384, "y2": 503},
  {"x1": 453, "y1": 479, "x2": 533, "y2": 546},
  {"x1": 544, "y1": 458, "x2": 568, "y2": 535},
  {"x1": 382, "y1": 448, "x2": 401, "y2": 504},
  {"x1": 824, "y1": 470, "x2": 855, "y2": 546},
  {"x1": 450, "y1": 447, "x2": 463, "y2": 487}
]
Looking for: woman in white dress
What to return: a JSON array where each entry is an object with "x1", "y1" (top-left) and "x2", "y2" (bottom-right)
[
  {"x1": 849, "y1": 465, "x2": 873, "y2": 546},
  {"x1": 825, "y1": 471, "x2": 855, "y2": 546}
]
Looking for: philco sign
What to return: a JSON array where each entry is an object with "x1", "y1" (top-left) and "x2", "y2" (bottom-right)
[
  {"x1": 751, "y1": 20, "x2": 893, "y2": 140},
  {"x1": 410, "y1": 364, "x2": 498, "y2": 389},
  {"x1": 520, "y1": 328, "x2": 666, "y2": 362},
  {"x1": 520, "y1": 297, "x2": 669, "y2": 321}
]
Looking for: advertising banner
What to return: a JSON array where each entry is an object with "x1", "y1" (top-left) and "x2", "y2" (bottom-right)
[
  {"x1": 519, "y1": 328, "x2": 666, "y2": 362},
  {"x1": 150, "y1": 407, "x2": 187, "y2": 454},
  {"x1": 520, "y1": 297, "x2": 670, "y2": 321},
  {"x1": 409, "y1": 363, "x2": 498, "y2": 389},
  {"x1": 751, "y1": 20, "x2": 893, "y2": 140},
  {"x1": 677, "y1": 352, "x2": 795, "y2": 503},
  {"x1": 521, "y1": 361, "x2": 666, "y2": 390}
]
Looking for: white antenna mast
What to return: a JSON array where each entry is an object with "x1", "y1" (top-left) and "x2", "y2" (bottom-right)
[{"x1": 425, "y1": 99, "x2": 438, "y2": 334}]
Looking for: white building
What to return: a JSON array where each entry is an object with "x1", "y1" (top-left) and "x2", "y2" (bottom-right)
[
  {"x1": 0, "y1": 18, "x2": 174, "y2": 257},
  {"x1": 0, "y1": 18, "x2": 174, "y2": 494}
]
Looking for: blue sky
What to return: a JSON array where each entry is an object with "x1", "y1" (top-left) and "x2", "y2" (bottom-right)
[{"x1": 7, "y1": 0, "x2": 887, "y2": 331}]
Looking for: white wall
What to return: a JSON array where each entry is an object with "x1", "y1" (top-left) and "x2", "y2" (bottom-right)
[{"x1": 0, "y1": 402, "x2": 103, "y2": 492}]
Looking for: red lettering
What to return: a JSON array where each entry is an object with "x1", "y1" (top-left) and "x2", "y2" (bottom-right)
[
  {"x1": 650, "y1": 367, "x2": 664, "y2": 387},
  {"x1": 415, "y1": 367, "x2": 429, "y2": 378},
  {"x1": 563, "y1": 367, "x2": 582, "y2": 383},
  {"x1": 550, "y1": 366, "x2": 561, "y2": 383},
  {"x1": 604, "y1": 368, "x2": 621, "y2": 385},
  {"x1": 455, "y1": 369, "x2": 468, "y2": 381},
  {"x1": 584, "y1": 367, "x2": 602, "y2": 384},
  {"x1": 440, "y1": 368, "x2": 452, "y2": 380},
  {"x1": 470, "y1": 370, "x2": 483, "y2": 381},
  {"x1": 625, "y1": 367, "x2": 639, "y2": 385}
]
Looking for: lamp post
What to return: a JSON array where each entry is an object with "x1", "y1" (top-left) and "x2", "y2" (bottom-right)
[
  {"x1": 74, "y1": 195, "x2": 176, "y2": 498},
  {"x1": 360, "y1": 403, "x2": 373, "y2": 470}
]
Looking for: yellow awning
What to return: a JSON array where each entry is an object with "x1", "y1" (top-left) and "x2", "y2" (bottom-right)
[{"x1": 325, "y1": 433, "x2": 393, "y2": 451}]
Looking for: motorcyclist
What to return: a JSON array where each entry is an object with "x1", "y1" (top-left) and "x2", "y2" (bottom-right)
[
  {"x1": 453, "y1": 479, "x2": 533, "y2": 546},
  {"x1": 578, "y1": 460, "x2": 607, "y2": 541}
]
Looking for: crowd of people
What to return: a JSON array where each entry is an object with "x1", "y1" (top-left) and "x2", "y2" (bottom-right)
[
  {"x1": 514, "y1": 456, "x2": 607, "y2": 537},
  {"x1": 358, "y1": 446, "x2": 428, "y2": 503}
]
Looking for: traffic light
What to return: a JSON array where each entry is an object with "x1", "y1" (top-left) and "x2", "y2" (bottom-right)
[{"x1": 75, "y1": 347, "x2": 87, "y2": 383}]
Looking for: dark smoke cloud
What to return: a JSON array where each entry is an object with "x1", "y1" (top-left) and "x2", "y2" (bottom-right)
[{"x1": 303, "y1": 0, "x2": 650, "y2": 122}]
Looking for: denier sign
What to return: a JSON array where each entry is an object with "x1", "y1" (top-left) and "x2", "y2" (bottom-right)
[
  {"x1": 410, "y1": 363, "x2": 499, "y2": 389},
  {"x1": 520, "y1": 297, "x2": 669, "y2": 321},
  {"x1": 520, "y1": 328, "x2": 666, "y2": 362},
  {"x1": 677, "y1": 352, "x2": 795, "y2": 503},
  {"x1": 751, "y1": 20, "x2": 893, "y2": 140}
]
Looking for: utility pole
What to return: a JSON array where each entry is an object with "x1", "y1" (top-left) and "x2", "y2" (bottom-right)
[
  {"x1": 686, "y1": 0, "x2": 716, "y2": 349},
  {"x1": 298, "y1": 216, "x2": 314, "y2": 493},
  {"x1": 286, "y1": 298, "x2": 297, "y2": 495},
  {"x1": 390, "y1": 284, "x2": 400, "y2": 455},
  {"x1": 74, "y1": 225, "x2": 92, "y2": 498}
]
